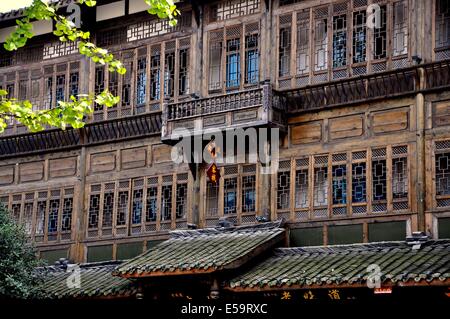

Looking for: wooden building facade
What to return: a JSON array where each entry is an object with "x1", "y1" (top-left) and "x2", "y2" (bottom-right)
[{"x1": 0, "y1": 0, "x2": 449, "y2": 264}]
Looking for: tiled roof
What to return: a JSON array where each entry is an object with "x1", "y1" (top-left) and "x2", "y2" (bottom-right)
[
  {"x1": 114, "y1": 222, "x2": 285, "y2": 278},
  {"x1": 38, "y1": 261, "x2": 136, "y2": 299},
  {"x1": 227, "y1": 240, "x2": 450, "y2": 291},
  {"x1": 0, "y1": 1, "x2": 75, "y2": 22}
]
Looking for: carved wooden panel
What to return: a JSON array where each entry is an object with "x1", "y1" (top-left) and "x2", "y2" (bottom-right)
[
  {"x1": 90, "y1": 152, "x2": 116, "y2": 173},
  {"x1": 291, "y1": 121, "x2": 322, "y2": 144},
  {"x1": 433, "y1": 101, "x2": 450, "y2": 127},
  {"x1": 372, "y1": 108, "x2": 409, "y2": 134},
  {"x1": 49, "y1": 157, "x2": 77, "y2": 179},
  {"x1": 0, "y1": 165, "x2": 14, "y2": 185},
  {"x1": 233, "y1": 109, "x2": 258, "y2": 123},
  {"x1": 152, "y1": 144, "x2": 172, "y2": 163},
  {"x1": 19, "y1": 161, "x2": 44, "y2": 183},
  {"x1": 204, "y1": 115, "x2": 226, "y2": 127},
  {"x1": 329, "y1": 115, "x2": 363, "y2": 140},
  {"x1": 121, "y1": 147, "x2": 147, "y2": 170}
]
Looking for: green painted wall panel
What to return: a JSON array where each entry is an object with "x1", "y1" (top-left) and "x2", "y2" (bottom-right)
[
  {"x1": 368, "y1": 221, "x2": 406, "y2": 242},
  {"x1": 438, "y1": 217, "x2": 450, "y2": 239},
  {"x1": 87, "y1": 245, "x2": 113, "y2": 263},
  {"x1": 290, "y1": 227, "x2": 323, "y2": 247},
  {"x1": 40, "y1": 249, "x2": 68, "y2": 265},
  {"x1": 328, "y1": 224, "x2": 363, "y2": 245},
  {"x1": 116, "y1": 242, "x2": 143, "y2": 260}
]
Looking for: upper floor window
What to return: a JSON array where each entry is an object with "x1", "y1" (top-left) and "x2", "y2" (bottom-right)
[
  {"x1": 373, "y1": 5, "x2": 387, "y2": 60},
  {"x1": 92, "y1": 38, "x2": 190, "y2": 120},
  {"x1": 208, "y1": 23, "x2": 260, "y2": 92},
  {"x1": 278, "y1": 0, "x2": 411, "y2": 88},
  {"x1": 353, "y1": 10, "x2": 367, "y2": 63},
  {"x1": 279, "y1": 14, "x2": 292, "y2": 77},
  {"x1": 0, "y1": 61, "x2": 80, "y2": 133},
  {"x1": 435, "y1": 0, "x2": 450, "y2": 60}
]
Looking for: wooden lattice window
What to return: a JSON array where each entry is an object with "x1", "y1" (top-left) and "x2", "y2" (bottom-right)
[
  {"x1": 209, "y1": 30, "x2": 224, "y2": 91},
  {"x1": 61, "y1": 195, "x2": 73, "y2": 232},
  {"x1": 244, "y1": 23, "x2": 259, "y2": 85},
  {"x1": 277, "y1": 160, "x2": 291, "y2": 210},
  {"x1": 164, "y1": 41, "x2": 176, "y2": 98},
  {"x1": 132, "y1": 179, "x2": 144, "y2": 225},
  {"x1": 332, "y1": 2, "x2": 348, "y2": 68},
  {"x1": 435, "y1": 0, "x2": 450, "y2": 60},
  {"x1": 161, "y1": 182, "x2": 173, "y2": 221},
  {"x1": 94, "y1": 66, "x2": 105, "y2": 112},
  {"x1": 436, "y1": 152, "x2": 450, "y2": 196},
  {"x1": 209, "y1": 0, "x2": 260, "y2": 22},
  {"x1": 242, "y1": 174, "x2": 256, "y2": 213},
  {"x1": 35, "y1": 198, "x2": 46, "y2": 237},
  {"x1": 279, "y1": 14, "x2": 292, "y2": 77},
  {"x1": 146, "y1": 184, "x2": 158, "y2": 222},
  {"x1": 352, "y1": 158, "x2": 367, "y2": 203},
  {"x1": 373, "y1": 5, "x2": 387, "y2": 60},
  {"x1": 206, "y1": 181, "x2": 219, "y2": 217},
  {"x1": 150, "y1": 45, "x2": 161, "y2": 101},
  {"x1": 117, "y1": 189, "x2": 129, "y2": 227},
  {"x1": 392, "y1": 145, "x2": 408, "y2": 205},
  {"x1": 224, "y1": 177, "x2": 237, "y2": 215},
  {"x1": 372, "y1": 148, "x2": 387, "y2": 213},
  {"x1": 332, "y1": 164, "x2": 347, "y2": 205},
  {"x1": 313, "y1": 155, "x2": 328, "y2": 207},
  {"x1": 136, "y1": 49, "x2": 147, "y2": 107},
  {"x1": 393, "y1": 0, "x2": 408, "y2": 56},
  {"x1": 88, "y1": 189, "x2": 100, "y2": 229},
  {"x1": 226, "y1": 27, "x2": 241, "y2": 88},
  {"x1": 2, "y1": 188, "x2": 73, "y2": 243},
  {"x1": 102, "y1": 185, "x2": 114, "y2": 229},
  {"x1": 296, "y1": 11, "x2": 310, "y2": 75},
  {"x1": 353, "y1": 10, "x2": 367, "y2": 63},
  {"x1": 178, "y1": 38, "x2": 190, "y2": 95},
  {"x1": 176, "y1": 183, "x2": 188, "y2": 219},
  {"x1": 209, "y1": 24, "x2": 259, "y2": 93},
  {"x1": 23, "y1": 195, "x2": 34, "y2": 236},
  {"x1": 314, "y1": 7, "x2": 329, "y2": 72},
  {"x1": 121, "y1": 52, "x2": 134, "y2": 110},
  {"x1": 295, "y1": 158, "x2": 309, "y2": 210},
  {"x1": 48, "y1": 198, "x2": 60, "y2": 235}
]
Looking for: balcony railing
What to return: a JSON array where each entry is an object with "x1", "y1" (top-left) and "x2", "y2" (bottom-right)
[
  {"x1": 162, "y1": 83, "x2": 287, "y2": 141},
  {"x1": 167, "y1": 88, "x2": 264, "y2": 120},
  {"x1": 282, "y1": 60, "x2": 450, "y2": 113},
  {"x1": 0, "y1": 112, "x2": 162, "y2": 159}
]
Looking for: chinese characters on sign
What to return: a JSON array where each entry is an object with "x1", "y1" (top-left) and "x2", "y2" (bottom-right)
[{"x1": 207, "y1": 163, "x2": 220, "y2": 184}]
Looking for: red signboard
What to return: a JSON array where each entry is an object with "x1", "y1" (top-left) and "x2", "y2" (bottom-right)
[{"x1": 207, "y1": 163, "x2": 220, "y2": 184}]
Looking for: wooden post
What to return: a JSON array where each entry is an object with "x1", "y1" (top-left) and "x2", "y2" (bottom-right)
[
  {"x1": 416, "y1": 91, "x2": 426, "y2": 232},
  {"x1": 70, "y1": 54, "x2": 90, "y2": 263},
  {"x1": 192, "y1": 163, "x2": 201, "y2": 227}
]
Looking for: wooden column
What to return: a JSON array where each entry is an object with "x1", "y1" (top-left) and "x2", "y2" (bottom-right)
[
  {"x1": 416, "y1": 91, "x2": 426, "y2": 232},
  {"x1": 191, "y1": 163, "x2": 201, "y2": 227},
  {"x1": 71, "y1": 55, "x2": 90, "y2": 263}
]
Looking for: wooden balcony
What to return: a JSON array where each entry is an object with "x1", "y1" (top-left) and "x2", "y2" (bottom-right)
[
  {"x1": 0, "y1": 112, "x2": 162, "y2": 159},
  {"x1": 282, "y1": 60, "x2": 450, "y2": 113},
  {"x1": 161, "y1": 82, "x2": 287, "y2": 142}
]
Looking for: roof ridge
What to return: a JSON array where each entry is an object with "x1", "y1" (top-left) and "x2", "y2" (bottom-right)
[
  {"x1": 170, "y1": 220, "x2": 284, "y2": 238},
  {"x1": 274, "y1": 239, "x2": 450, "y2": 255}
]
